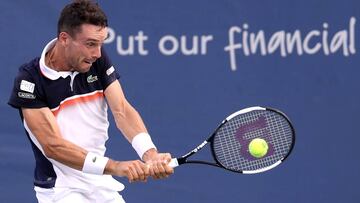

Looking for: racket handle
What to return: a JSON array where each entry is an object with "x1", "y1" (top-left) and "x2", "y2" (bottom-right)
[{"x1": 168, "y1": 158, "x2": 179, "y2": 168}]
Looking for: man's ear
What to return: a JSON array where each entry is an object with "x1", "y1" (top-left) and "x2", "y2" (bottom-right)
[{"x1": 58, "y1": 32, "x2": 71, "y2": 46}]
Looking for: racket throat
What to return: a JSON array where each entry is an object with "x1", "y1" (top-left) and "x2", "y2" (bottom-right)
[
  {"x1": 182, "y1": 140, "x2": 208, "y2": 158},
  {"x1": 177, "y1": 157, "x2": 187, "y2": 165}
]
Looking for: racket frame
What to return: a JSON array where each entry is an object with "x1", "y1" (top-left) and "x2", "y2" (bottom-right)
[{"x1": 170, "y1": 106, "x2": 295, "y2": 174}]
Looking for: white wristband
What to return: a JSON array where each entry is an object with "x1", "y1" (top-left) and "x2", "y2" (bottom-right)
[
  {"x1": 82, "y1": 152, "x2": 109, "y2": 175},
  {"x1": 131, "y1": 132, "x2": 157, "y2": 159}
]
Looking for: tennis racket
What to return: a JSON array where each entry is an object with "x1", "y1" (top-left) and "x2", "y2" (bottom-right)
[{"x1": 168, "y1": 106, "x2": 295, "y2": 174}]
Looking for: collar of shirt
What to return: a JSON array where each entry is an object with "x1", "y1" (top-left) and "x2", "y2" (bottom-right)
[{"x1": 39, "y1": 38, "x2": 78, "y2": 80}]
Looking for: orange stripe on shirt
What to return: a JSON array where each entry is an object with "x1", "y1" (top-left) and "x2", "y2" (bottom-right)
[{"x1": 52, "y1": 91, "x2": 104, "y2": 116}]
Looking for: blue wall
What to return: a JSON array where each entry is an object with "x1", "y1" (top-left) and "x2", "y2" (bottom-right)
[{"x1": 1, "y1": 0, "x2": 359, "y2": 202}]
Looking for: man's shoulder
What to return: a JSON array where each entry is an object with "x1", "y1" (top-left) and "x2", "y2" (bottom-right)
[
  {"x1": 13, "y1": 57, "x2": 43, "y2": 88},
  {"x1": 18, "y1": 57, "x2": 41, "y2": 76}
]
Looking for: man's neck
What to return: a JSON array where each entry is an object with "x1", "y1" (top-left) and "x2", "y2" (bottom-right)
[{"x1": 45, "y1": 43, "x2": 70, "y2": 72}]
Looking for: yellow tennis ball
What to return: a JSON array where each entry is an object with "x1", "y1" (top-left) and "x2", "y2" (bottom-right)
[{"x1": 248, "y1": 138, "x2": 269, "y2": 158}]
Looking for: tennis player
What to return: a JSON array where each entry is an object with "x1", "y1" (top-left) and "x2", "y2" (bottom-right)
[{"x1": 8, "y1": 0, "x2": 173, "y2": 202}]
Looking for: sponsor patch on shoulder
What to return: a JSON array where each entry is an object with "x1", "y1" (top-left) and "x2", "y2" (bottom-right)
[
  {"x1": 106, "y1": 66, "x2": 115, "y2": 76},
  {"x1": 18, "y1": 92, "x2": 36, "y2": 99},
  {"x1": 20, "y1": 80, "x2": 35, "y2": 93}
]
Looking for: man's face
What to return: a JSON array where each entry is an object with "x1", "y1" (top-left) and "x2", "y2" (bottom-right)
[{"x1": 63, "y1": 24, "x2": 108, "y2": 73}]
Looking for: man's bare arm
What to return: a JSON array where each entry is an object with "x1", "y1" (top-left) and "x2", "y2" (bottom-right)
[
  {"x1": 104, "y1": 80, "x2": 174, "y2": 178},
  {"x1": 22, "y1": 107, "x2": 87, "y2": 170},
  {"x1": 22, "y1": 107, "x2": 149, "y2": 182}
]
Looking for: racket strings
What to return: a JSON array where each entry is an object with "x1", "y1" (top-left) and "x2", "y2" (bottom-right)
[{"x1": 212, "y1": 110, "x2": 293, "y2": 172}]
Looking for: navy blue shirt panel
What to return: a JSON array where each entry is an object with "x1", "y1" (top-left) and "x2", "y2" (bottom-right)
[
  {"x1": 97, "y1": 47, "x2": 120, "y2": 90},
  {"x1": 8, "y1": 58, "x2": 48, "y2": 109}
]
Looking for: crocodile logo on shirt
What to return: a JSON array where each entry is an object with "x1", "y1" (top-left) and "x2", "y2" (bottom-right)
[{"x1": 87, "y1": 75, "x2": 98, "y2": 83}]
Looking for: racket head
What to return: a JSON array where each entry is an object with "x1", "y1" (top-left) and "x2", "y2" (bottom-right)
[{"x1": 210, "y1": 106, "x2": 295, "y2": 174}]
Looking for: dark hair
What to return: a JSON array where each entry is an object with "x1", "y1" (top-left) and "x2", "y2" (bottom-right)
[{"x1": 57, "y1": 0, "x2": 108, "y2": 37}]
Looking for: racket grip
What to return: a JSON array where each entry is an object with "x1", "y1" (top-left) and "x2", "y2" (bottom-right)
[{"x1": 168, "y1": 158, "x2": 179, "y2": 168}]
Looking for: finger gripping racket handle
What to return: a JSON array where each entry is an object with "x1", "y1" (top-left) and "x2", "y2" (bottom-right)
[{"x1": 168, "y1": 158, "x2": 179, "y2": 168}]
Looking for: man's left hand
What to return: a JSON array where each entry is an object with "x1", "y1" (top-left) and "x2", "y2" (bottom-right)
[{"x1": 142, "y1": 148, "x2": 174, "y2": 179}]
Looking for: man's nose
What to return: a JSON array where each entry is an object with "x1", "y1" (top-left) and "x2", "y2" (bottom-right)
[{"x1": 93, "y1": 46, "x2": 101, "y2": 59}]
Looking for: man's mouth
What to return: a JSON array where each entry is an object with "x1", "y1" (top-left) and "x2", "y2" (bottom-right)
[{"x1": 84, "y1": 59, "x2": 95, "y2": 64}]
